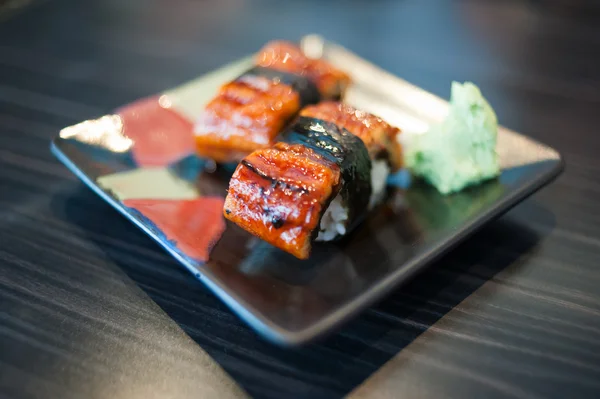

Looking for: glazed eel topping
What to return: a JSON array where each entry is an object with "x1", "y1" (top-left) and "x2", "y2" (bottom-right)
[{"x1": 194, "y1": 41, "x2": 351, "y2": 163}]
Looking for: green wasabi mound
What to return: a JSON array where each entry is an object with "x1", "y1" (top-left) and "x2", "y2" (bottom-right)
[{"x1": 405, "y1": 81, "x2": 500, "y2": 195}]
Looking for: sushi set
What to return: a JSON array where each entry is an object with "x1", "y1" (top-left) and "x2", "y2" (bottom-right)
[{"x1": 52, "y1": 35, "x2": 563, "y2": 345}]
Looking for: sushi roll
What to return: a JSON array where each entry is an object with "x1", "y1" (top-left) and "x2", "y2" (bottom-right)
[
  {"x1": 223, "y1": 102, "x2": 402, "y2": 259},
  {"x1": 194, "y1": 41, "x2": 351, "y2": 163}
]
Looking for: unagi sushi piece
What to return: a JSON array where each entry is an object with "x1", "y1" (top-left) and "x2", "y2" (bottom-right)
[
  {"x1": 195, "y1": 41, "x2": 351, "y2": 163},
  {"x1": 223, "y1": 103, "x2": 402, "y2": 259}
]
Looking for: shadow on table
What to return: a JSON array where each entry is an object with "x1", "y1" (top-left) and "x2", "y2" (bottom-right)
[{"x1": 53, "y1": 186, "x2": 554, "y2": 399}]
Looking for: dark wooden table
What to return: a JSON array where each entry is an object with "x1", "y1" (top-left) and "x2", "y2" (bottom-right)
[{"x1": 1, "y1": 1, "x2": 599, "y2": 398}]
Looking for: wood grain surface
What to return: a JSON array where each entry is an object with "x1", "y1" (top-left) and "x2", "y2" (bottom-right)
[{"x1": 1, "y1": 1, "x2": 599, "y2": 398}]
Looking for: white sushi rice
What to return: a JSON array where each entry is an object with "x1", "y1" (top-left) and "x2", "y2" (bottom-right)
[
  {"x1": 316, "y1": 160, "x2": 389, "y2": 242},
  {"x1": 315, "y1": 195, "x2": 348, "y2": 242},
  {"x1": 368, "y1": 160, "x2": 390, "y2": 210}
]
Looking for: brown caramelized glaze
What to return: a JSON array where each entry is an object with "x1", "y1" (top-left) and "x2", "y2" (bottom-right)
[
  {"x1": 195, "y1": 75, "x2": 300, "y2": 163},
  {"x1": 223, "y1": 142, "x2": 341, "y2": 259},
  {"x1": 256, "y1": 41, "x2": 351, "y2": 100},
  {"x1": 301, "y1": 102, "x2": 403, "y2": 170}
]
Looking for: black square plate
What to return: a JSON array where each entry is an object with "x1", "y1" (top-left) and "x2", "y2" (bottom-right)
[{"x1": 51, "y1": 35, "x2": 563, "y2": 345}]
